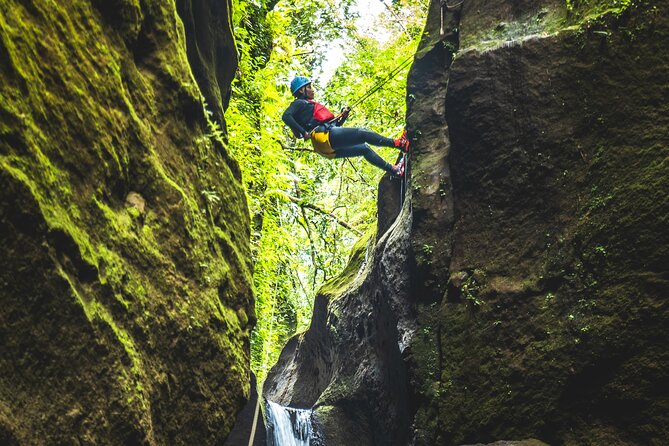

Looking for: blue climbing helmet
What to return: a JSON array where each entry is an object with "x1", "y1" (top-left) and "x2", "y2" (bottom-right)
[{"x1": 290, "y1": 76, "x2": 311, "y2": 96}]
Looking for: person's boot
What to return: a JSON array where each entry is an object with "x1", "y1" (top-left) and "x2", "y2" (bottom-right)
[
  {"x1": 391, "y1": 157, "x2": 405, "y2": 177},
  {"x1": 394, "y1": 129, "x2": 410, "y2": 153}
]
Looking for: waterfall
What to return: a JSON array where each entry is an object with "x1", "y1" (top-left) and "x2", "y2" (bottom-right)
[{"x1": 265, "y1": 400, "x2": 313, "y2": 446}]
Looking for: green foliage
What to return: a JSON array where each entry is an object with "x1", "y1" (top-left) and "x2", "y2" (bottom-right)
[{"x1": 227, "y1": 0, "x2": 427, "y2": 383}]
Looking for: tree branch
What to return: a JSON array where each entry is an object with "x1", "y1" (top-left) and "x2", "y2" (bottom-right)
[
  {"x1": 278, "y1": 140, "x2": 315, "y2": 153},
  {"x1": 292, "y1": 179, "x2": 320, "y2": 286},
  {"x1": 345, "y1": 159, "x2": 375, "y2": 188},
  {"x1": 285, "y1": 194, "x2": 363, "y2": 235}
]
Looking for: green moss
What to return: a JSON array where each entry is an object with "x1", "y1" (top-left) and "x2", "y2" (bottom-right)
[
  {"x1": 97, "y1": 304, "x2": 148, "y2": 409},
  {"x1": 468, "y1": 9, "x2": 565, "y2": 52},
  {"x1": 461, "y1": 0, "x2": 639, "y2": 52},
  {"x1": 54, "y1": 263, "x2": 149, "y2": 411},
  {"x1": 565, "y1": 0, "x2": 635, "y2": 21},
  {"x1": 317, "y1": 375, "x2": 357, "y2": 405},
  {"x1": 0, "y1": 0, "x2": 252, "y2": 442},
  {"x1": 319, "y1": 229, "x2": 376, "y2": 299},
  {"x1": 0, "y1": 158, "x2": 100, "y2": 275}
]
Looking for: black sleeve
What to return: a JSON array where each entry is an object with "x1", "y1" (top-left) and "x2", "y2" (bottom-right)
[{"x1": 282, "y1": 100, "x2": 308, "y2": 137}]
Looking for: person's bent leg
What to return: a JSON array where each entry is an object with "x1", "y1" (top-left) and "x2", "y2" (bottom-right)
[
  {"x1": 357, "y1": 128, "x2": 395, "y2": 147},
  {"x1": 334, "y1": 144, "x2": 393, "y2": 172},
  {"x1": 329, "y1": 127, "x2": 395, "y2": 149}
]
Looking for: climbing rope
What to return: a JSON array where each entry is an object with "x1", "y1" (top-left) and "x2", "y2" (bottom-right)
[
  {"x1": 402, "y1": 152, "x2": 409, "y2": 207},
  {"x1": 324, "y1": 53, "x2": 414, "y2": 127},
  {"x1": 440, "y1": 0, "x2": 464, "y2": 35},
  {"x1": 349, "y1": 56, "x2": 414, "y2": 109},
  {"x1": 393, "y1": 151, "x2": 409, "y2": 208},
  {"x1": 247, "y1": 398, "x2": 260, "y2": 446}
]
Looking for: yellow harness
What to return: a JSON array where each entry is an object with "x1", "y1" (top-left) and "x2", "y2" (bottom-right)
[{"x1": 310, "y1": 130, "x2": 335, "y2": 159}]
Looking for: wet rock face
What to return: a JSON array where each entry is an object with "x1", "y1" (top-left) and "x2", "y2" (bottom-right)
[
  {"x1": 409, "y1": 1, "x2": 669, "y2": 445},
  {"x1": 176, "y1": 0, "x2": 238, "y2": 123},
  {"x1": 462, "y1": 441, "x2": 549, "y2": 446},
  {"x1": 263, "y1": 1, "x2": 668, "y2": 446},
  {"x1": 0, "y1": 1, "x2": 251, "y2": 444},
  {"x1": 264, "y1": 205, "x2": 414, "y2": 445}
]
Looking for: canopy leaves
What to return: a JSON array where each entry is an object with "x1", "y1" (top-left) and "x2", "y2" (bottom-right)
[{"x1": 227, "y1": 0, "x2": 428, "y2": 382}]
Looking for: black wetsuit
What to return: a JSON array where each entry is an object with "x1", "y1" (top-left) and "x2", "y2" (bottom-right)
[
  {"x1": 282, "y1": 99, "x2": 396, "y2": 172},
  {"x1": 282, "y1": 99, "x2": 325, "y2": 137}
]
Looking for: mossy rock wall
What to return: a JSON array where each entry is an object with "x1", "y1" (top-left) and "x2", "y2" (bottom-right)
[
  {"x1": 0, "y1": 1, "x2": 252, "y2": 444},
  {"x1": 407, "y1": 0, "x2": 669, "y2": 444},
  {"x1": 176, "y1": 0, "x2": 238, "y2": 123},
  {"x1": 264, "y1": 208, "x2": 415, "y2": 445}
]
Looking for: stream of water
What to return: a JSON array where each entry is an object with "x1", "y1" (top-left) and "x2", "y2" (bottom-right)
[{"x1": 265, "y1": 400, "x2": 313, "y2": 446}]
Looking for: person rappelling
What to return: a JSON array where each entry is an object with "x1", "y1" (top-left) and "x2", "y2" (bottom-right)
[{"x1": 282, "y1": 76, "x2": 409, "y2": 177}]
